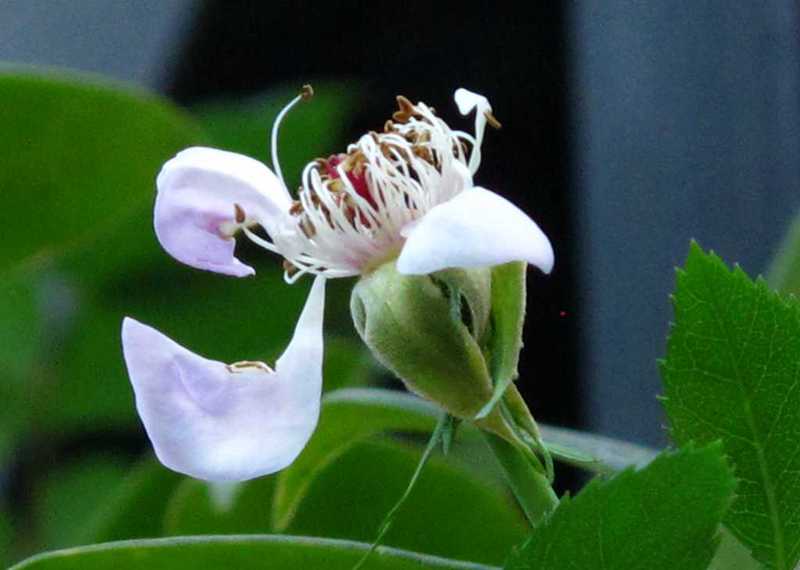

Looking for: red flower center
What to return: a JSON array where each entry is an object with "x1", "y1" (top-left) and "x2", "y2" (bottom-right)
[{"x1": 325, "y1": 154, "x2": 378, "y2": 210}]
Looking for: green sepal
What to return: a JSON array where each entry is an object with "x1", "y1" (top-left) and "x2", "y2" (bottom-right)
[{"x1": 475, "y1": 262, "x2": 527, "y2": 418}]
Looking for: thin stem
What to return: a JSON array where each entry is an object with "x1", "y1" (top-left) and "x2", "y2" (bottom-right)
[
  {"x1": 352, "y1": 413, "x2": 450, "y2": 570},
  {"x1": 484, "y1": 432, "x2": 559, "y2": 528}
]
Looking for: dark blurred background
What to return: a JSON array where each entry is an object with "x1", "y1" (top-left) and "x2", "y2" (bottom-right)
[{"x1": 2, "y1": 0, "x2": 799, "y2": 448}]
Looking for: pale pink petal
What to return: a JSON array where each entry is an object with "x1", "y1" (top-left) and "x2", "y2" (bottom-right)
[
  {"x1": 396, "y1": 187, "x2": 554, "y2": 275},
  {"x1": 121, "y1": 276, "x2": 326, "y2": 482},
  {"x1": 155, "y1": 147, "x2": 292, "y2": 277}
]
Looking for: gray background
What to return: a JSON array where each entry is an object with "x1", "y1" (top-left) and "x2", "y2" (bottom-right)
[{"x1": 570, "y1": 1, "x2": 800, "y2": 444}]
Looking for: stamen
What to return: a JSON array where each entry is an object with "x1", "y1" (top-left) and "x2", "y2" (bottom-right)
[
  {"x1": 227, "y1": 360, "x2": 274, "y2": 373},
  {"x1": 393, "y1": 95, "x2": 416, "y2": 123},
  {"x1": 234, "y1": 203, "x2": 246, "y2": 224},
  {"x1": 484, "y1": 110, "x2": 502, "y2": 129},
  {"x1": 266, "y1": 91, "x2": 482, "y2": 281},
  {"x1": 242, "y1": 226, "x2": 281, "y2": 254},
  {"x1": 270, "y1": 85, "x2": 314, "y2": 186}
]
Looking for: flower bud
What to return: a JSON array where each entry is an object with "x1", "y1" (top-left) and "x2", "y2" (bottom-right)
[{"x1": 350, "y1": 261, "x2": 539, "y2": 450}]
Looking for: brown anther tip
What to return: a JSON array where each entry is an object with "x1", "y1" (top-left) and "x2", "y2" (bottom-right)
[
  {"x1": 396, "y1": 95, "x2": 414, "y2": 110},
  {"x1": 234, "y1": 203, "x2": 247, "y2": 224},
  {"x1": 227, "y1": 360, "x2": 273, "y2": 373},
  {"x1": 384, "y1": 120, "x2": 395, "y2": 132},
  {"x1": 283, "y1": 259, "x2": 300, "y2": 275},
  {"x1": 301, "y1": 84, "x2": 314, "y2": 100},
  {"x1": 393, "y1": 95, "x2": 416, "y2": 122},
  {"x1": 484, "y1": 110, "x2": 502, "y2": 129}
]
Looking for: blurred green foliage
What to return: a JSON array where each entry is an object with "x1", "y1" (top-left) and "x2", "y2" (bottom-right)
[
  {"x1": 0, "y1": 68, "x2": 372, "y2": 564},
  {"x1": 285, "y1": 439, "x2": 525, "y2": 564},
  {"x1": 9, "y1": 536, "x2": 498, "y2": 570},
  {"x1": 33, "y1": 456, "x2": 130, "y2": 550}
]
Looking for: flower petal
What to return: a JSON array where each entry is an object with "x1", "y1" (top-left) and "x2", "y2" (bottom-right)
[
  {"x1": 155, "y1": 147, "x2": 292, "y2": 277},
  {"x1": 396, "y1": 187, "x2": 554, "y2": 275},
  {"x1": 121, "y1": 276, "x2": 326, "y2": 482}
]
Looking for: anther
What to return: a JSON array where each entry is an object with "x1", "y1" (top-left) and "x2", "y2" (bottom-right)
[
  {"x1": 484, "y1": 110, "x2": 502, "y2": 129},
  {"x1": 393, "y1": 95, "x2": 416, "y2": 123},
  {"x1": 283, "y1": 259, "x2": 300, "y2": 277},
  {"x1": 234, "y1": 203, "x2": 246, "y2": 224},
  {"x1": 301, "y1": 84, "x2": 314, "y2": 100},
  {"x1": 227, "y1": 360, "x2": 274, "y2": 373}
]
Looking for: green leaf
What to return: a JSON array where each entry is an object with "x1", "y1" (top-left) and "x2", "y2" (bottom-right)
[
  {"x1": 505, "y1": 444, "x2": 735, "y2": 570},
  {"x1": 163, "y1": 477, "x2": 277, "y2": 536},
  {"x1": 318, "y1": 336, "x2": 373, "y2": 393},
  {"x1": 286, "y1": 439, "x2": 526, "y2": 565},
  {"x1": 9, "y1": 535, "x2": 499, "y2": 570},
  {"x1": 0, "y1": 69, "x2": 206, "y2": 447},
  {"x1": 271, "y1": 388, "x2": 440, "y2": 531},
  {"x1": 538, "y1": 424, "x2": 658, "y2": 474},
  {"x1": 0, "y1": 263, "x2": 44, "y2": 463},
  {"x1": 273, "y1": 386, "x2": 659, "y2": 536},
  {"x1": 33, "y1": 456, "x2": 129, "y2": 550},
  {"x1": 272, "y1": 389, "x2": 520, "y2": 535},
  {"x1": 662, "y1": 243, "x2": 800, "y2": 569},
  {"x1": 0, "y1": 507, "x2": 13, "y2": 568},
  {"x1": 709, "y1": 529, "x2": 762, "y2": 570},
  {"x1": 0, "y1": 70, "x2": 205, "y2": 274},
  {"x1": 81, "y1": 457, "x2": 183, "y2": 544}
]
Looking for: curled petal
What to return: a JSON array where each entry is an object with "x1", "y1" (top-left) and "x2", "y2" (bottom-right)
[
  {"x1": 155, "y1": 147, "x2": 292, "y2": 277},
  {"x1": 454, "y1": 88, "x2": 493, "y2": 174},
  {"x1": 396, "y1": 187, "x2": 554, "y2": 275},
  {"x1": 121, "y1": 276, "x2": 326, "y2": 482}
]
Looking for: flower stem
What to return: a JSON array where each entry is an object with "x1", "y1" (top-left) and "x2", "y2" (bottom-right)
[
  {"x1": 484, "y1": 432, "x2": 559, "y2": 527},
  {"x1": 352, "y1": 412, "x2": 450, "y2": 570}
]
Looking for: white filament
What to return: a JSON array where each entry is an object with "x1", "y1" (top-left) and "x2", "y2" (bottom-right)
[
  {"x1": 247, "y1": 95, "x2": 488, "y2": 280},
  {"x1": 270, "y1": 93, "x2": 304, "y2": 186}
]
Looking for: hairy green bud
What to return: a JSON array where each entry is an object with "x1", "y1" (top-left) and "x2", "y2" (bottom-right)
[{"x1": 350, "y1": 261, "x2": 541, "y2": 453}]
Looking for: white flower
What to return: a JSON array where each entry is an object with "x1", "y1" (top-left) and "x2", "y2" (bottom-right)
[{"x1": 122, "y1": 87, "x2": 554, "y2": 482}]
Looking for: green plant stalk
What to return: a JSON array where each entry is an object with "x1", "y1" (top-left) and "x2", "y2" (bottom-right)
[
  {"x1": 352, "y1": 413, "x2": 450, "y2": 570},
  {"x1": 484, "y1": 432, "x2": 559, "y2": 528}
]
